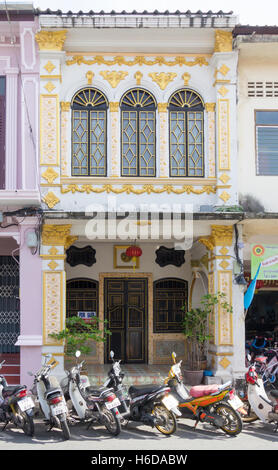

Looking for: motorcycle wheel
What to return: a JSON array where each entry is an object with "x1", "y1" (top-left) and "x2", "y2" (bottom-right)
[
  {"x1": 241, "y1": 401, "x2": 259, "y2": 423},
  {"x1": 58, "y1": 413, "x2": 71, "y2": 440},
  {"x1": 213, "y1": 402, "x2": 243, "y2": 436},
  {"x1": 101, "y1": 406, "x2": 121, "y2": 436},
  {"x1": 17, "y1": 410, "x2": 35, "y2": 437},
  {"x1": 152, "y1": 404, "x2": 177, "y2": 435}
]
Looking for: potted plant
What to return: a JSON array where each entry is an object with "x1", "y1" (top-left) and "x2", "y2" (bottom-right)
[
  {"x1": 50, "y1": 315, "x2": 111, "y2": 357},
  {"x1": 181, "y1": 292, "x2": 233, "y2": 385}
]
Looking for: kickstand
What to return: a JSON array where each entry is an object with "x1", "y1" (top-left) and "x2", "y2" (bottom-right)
[
  {"x1": 194, "y1": 419, "x2": 199, "y2": 430},
  {"x1": 86, "y1": 419, "x2": 94, "y2": 430},
  {"x1": 1, "y1": 421, "x2": 9, "y2": 432}
]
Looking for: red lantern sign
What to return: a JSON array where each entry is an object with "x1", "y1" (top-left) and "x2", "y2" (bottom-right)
[{"x1": 126, "y1": 245, "x2": 142, "y2": 258}]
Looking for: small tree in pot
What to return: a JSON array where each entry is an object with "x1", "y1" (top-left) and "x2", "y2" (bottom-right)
[{"x1": 181, "y1": 292, "x2": 233, "y2": 384}]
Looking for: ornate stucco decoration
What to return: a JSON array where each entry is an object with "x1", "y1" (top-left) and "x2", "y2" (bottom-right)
[
  {"x1": 99, "y1": 71, "x2": 128, "y2": 88},
  {"x1": 44, "y1": 61, "x2": 56, "y2": 74},
  {"x1": 60, "y1": 101, "x2": 70, "y2": 112},
  {"x1": 157, "y1": 103, "x2": 168, "y2": 113},
  {"x1": 66, "y1": 55, "x2": 209, "y2": 67},
  {"x1": 43, "y1": 191, "x2": 60, "y2": 209},
  {"x1": 44, "y1": 81, "x2": 56, "y2": 93},
  {"x1": 182, "y1": 72, "x2": 191, "y2": 86},
  {"x1": 41, "y1": 167, "x2": 59, "y2": 184},
  {"x1": 214, "y1": 30, "x2": 233, "y2": 53},
  {"x1": 86, "y1": 71, "x2": 94, "y2": 84},
  {"x1": 42, "y1": 224, "x2": 72, "y2": 246},
  {"x1": 148, "y1": 72, "x2": 177, "y2": 90},
  {"x1": 109, "y1": 102, "x2": 119, "y2": 112},
  {"x1": 60, "y1": 183, "x2": 217, "y2": 195},
  {"x1": 205, "y1": 103, "x2": 216, "y2": 112},
  {"x1": 199, "y1": 225, "x2": 233, "y2": 251},
  {"x1": 35, "y1": 30, "x2": 67, "y2": 51},
  {"x1": 134, "y1": 71, "x2": 143, "y2": 85}
]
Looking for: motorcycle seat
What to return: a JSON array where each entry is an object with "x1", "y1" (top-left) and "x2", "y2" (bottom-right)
[
  {"x1": 2, "y1": 385, "x2": 26, "y2": 398},
  {"x1": 128, "y1": 384, "x2": 163, "y2": 398},
  {"x1": 189, "y1": 384, "x2": 220, "y2": 398},
  {"x1": 86, "y1": 386, "x2": 106, "y2": 397},
  {"x1": 255, "y1": 356, "x2": 267, "y2": 364}
]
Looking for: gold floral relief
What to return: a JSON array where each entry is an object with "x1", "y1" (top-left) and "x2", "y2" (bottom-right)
[
  {"x1": 66, "y1": 55, "x2": 209, "y2": 67},
  {"x1": 148, "y1": 72, "x2": 177, "y2": 90},
  {"x1": 214, "y1": 30, "x2": 233, "y2": 53},
  {"x1": 40, "y1": 94, "x2": 59, "y2": 165},
  {"x1": 35, "y1": 30, "x2": 67, "y2": 51},
  {"x1": 43, "y1": 271, "x2": 64, "y2": 345},
  {"x1": 100, "y1": 71, "x2": 128, "y2": 88}
]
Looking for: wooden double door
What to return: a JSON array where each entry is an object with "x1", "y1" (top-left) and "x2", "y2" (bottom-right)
[{"x1": 104, "y1": 278, "x2": 148, "y2": 363}]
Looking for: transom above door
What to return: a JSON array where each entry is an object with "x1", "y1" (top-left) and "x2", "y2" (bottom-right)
[{"x1": 104, "y1": 278, "x2": 148, "y2": 363}]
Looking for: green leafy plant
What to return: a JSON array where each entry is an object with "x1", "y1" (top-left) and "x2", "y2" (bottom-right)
[
  {"x1": 182, "y1": 292, "x2": 233, "y2": 370},
  {"x1": 50, "y1": 316, "x2": 111, "y2": 357}
]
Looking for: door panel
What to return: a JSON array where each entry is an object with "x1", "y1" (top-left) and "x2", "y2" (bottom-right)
[{"x1": 105, "y1": 278, "x2": 147, "y2": 363}]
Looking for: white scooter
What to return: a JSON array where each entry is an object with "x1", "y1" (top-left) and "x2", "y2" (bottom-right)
[
  {"x1": 245, "y1": 362, "x2": 278, "y2": 432},
  {"x1": 60, "y1": 351, "x2": 122, "y2": 436},
  {"x1": 29, "y1": 354, "x2": 70, "y2": 440}
]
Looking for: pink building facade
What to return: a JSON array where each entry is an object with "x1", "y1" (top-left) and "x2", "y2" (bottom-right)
[{"x1": 0, "y1": 4, "x2": 41, "y2": 386}]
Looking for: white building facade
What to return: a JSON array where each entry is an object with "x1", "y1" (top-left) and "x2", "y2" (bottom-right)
[{"x1": 35, "y1": 10, "x2": 246, "y2": 382}]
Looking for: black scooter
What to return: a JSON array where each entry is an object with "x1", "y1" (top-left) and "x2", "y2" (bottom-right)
[
  {"x1": 0, "y1": 359, "x2": 35, "y2": 436},
  {"x1": 101, "y1": 351, "x2": 180, "y2": 435}
]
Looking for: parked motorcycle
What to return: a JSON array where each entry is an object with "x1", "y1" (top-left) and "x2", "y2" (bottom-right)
[
  {"x1": 61, "y1": 351, "x2": 122, "y2": 436},
  {"x1": 244, "y1": 362, "x2": 278, "y2": 431},
  {"x1": 101, "y1": 350, "x2": 180, "y2": 435},
  {"x1": 29, "y1": 354, "x2": 70, "y2": 440},
  {"x1": 0, "y1": 359, "x2": 35, "y2": 436},
  {"x1": 164, "y1": 352, "x2": 244, "y2": 436}
]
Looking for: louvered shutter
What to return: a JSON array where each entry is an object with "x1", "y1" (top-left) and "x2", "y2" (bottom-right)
[{"x1": 0, "y1": 92, "x2": 5, "y2": 189}]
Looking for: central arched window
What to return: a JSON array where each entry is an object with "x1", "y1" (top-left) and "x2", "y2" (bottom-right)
[
  {"x1": 71, "y1": 88, "x2": 108, "y2": 176},
  {"x1": 120, "y1": 88, "x2": 156, "y2": 177},
  {"x1": 169, "y1": 89, "x2": 204, "y2": 177}
]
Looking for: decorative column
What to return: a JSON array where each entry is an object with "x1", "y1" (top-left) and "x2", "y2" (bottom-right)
[
  {"x1": 41, "y1": 224, "x2": 77, "y2": 379},
  {"x1": 157, "y1": 103, "x2": 168, "y2": 178},
  {"x1": 5, "y1": 67, "x2": 18, "y2": 190},
  {"x1": 35, "y1": 30, "x2": 67, "y2": 210},
  {"x1": 211, "y1": 30, "x2": 238, "y2": 207},
  {"x1": 110, "y1": 102, "x2": 120, "y2": 177},
  {"x1": 199, "y1": 224, "x2": 245, "y2": 379},
  {"x1": 205, "y1": 103, "x2": 216, "y2": 179}
]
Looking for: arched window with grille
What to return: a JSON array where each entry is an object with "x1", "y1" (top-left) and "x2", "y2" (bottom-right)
[
  {"x1": 120, "y1": 88, "x2": 156, "y2": 177},
  {"x1": 169, "y1": 89, "x2": 204, "y2": 177},
  {"x1": 153, "y1": 278, "x2": 188, "y2": 333},
  {"x1": 66, "y1": 278, "x2": 99, "y2": 319},
  {"x1": 71, "y1": 88, "x2": 108, "y2": 176}
]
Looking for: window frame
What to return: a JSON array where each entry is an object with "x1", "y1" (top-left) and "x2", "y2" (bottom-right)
[
  {"x1": 168, "y1": 88, "x2": 205, "y2": 178},
  {"x1": 120, "y1": 88, "x2": 157, "y2": 177},
  {"x1": 71, "y1": 87, "x2": 108, "y2": 177},
  {"x1": 66, "y1": 278, "x2": 99, "y2": 319},
  {"x1": 255, "y1": 109, "x2": 278, "y2": 176},
  {"x1": 153, "y1": 277, "x2": 188, "y2": 333}
]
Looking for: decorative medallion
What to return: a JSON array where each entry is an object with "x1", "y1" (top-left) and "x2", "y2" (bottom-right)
[
  {"x1": 44, "y1": 81, "x2": 56, "y2": 93},
  {"x1": 219, "y1": 173, "x2": 230, "y2": 184},
  {"x1": 86, "y1": 71, "x2": 94, "y2": 85},
  {"x1": 219, "y1": 191, "x2": 231, "y2": 203},
  {"x1": 182, "y1": 72, "x2": 191, "y2": 86},
  {"x1": 134, "y1": 71, "x2": 143, "y2": 85},
  {"x1": 219, "y1": 356, "x2": 231, "y2": 369},
  {"x1": 218, "y1": 85, "x2": 228, "y2": 97},
  {"x1": 44, "y1": 61, "x2": 56, "y2": 74},
  {"x1": 43, "y1": 191, "x2": 60, "y2": 209}
]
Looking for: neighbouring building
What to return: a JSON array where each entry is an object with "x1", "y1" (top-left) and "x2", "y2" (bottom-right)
[
  {"x1": 34, "y1": 9, "x2": 247, "y2": 384},
  {"x1": 234, "y1": 26, "x2": 278, "y2": 343},
  {"x1": 0, "y1": 3, "x2": 42, "y2": 385}
]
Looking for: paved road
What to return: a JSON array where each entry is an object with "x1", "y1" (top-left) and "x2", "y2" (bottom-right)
[{"x1": 0, "y1": 415, "x2": 277, "y2": 452}]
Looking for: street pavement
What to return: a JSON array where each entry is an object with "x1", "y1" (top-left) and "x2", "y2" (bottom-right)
[{"x1": 0, "y1": 414, "x2": 277, "y2": 453}]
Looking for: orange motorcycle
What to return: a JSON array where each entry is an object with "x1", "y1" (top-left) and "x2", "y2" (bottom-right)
[{"x1": 164, "y1": 353, "x2": 244, "y2": 436}]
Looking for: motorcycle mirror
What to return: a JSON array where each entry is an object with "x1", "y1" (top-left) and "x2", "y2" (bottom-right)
[
  {"x1": 172, "y1": 352, "x2": 177, "y2": 363},
  {"x1": 110, "y1": 351, "x2": 114, "y2": 359},
  {"x1": 27, "y1": 371, "x2": 34, "y2": 376},
  {"x1": 75, "y1": 350, "x2": 81, "y2": 358}
]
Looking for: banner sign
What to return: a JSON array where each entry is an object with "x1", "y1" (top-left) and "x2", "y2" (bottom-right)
[{"x1": 251, "y1": 244, "x2": 278, "y2": 280}]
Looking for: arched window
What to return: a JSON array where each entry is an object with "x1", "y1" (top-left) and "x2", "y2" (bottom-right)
[
  {"x1": 66, "y1": 278, "x2": 99, "y2": 319},
  {"x1": 153, "y1": 278, "x2": 188, "y2": 333},
  {"x1": 120, "y1": 88, "x2": 156, "y2": 177},
  {"x1": 71, "y1": 88, "x2": 108, "y2": 176},
  {"x1": 169, "y1": 89, "x2": 204, "y2": 177}
]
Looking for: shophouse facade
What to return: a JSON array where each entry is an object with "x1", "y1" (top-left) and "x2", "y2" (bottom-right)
[
  {"x1": 234, "y1": 26, "x2": 278, "y2": 341},
  {"x1": 0, "y1": 4, "x2": 42, "y2": 385},
  {"x1": 33, "y1": 9, "x2": 247, "y2": 385}
]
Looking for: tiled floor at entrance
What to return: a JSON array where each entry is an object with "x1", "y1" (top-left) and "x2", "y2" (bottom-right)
[{"x1": 66, "y1": 363, "x2": 172, "y2": 386}]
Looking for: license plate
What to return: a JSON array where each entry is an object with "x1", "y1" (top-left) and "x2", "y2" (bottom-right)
[
  {"x1": 228, "y1": 395, "x2": 244, "y2": 410},
  {"x1": 18, "y1": 396, "x2": 35, "y2": 412},
  {"x1": 51, "y1": 402, "x2": 67, "y2": 416},
  {"x1": 105, "y1": 397, "x2": 121, "y2": 410},
  {"x1": 162, "y1": 394, "x2": 179, "y2": 411}
]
